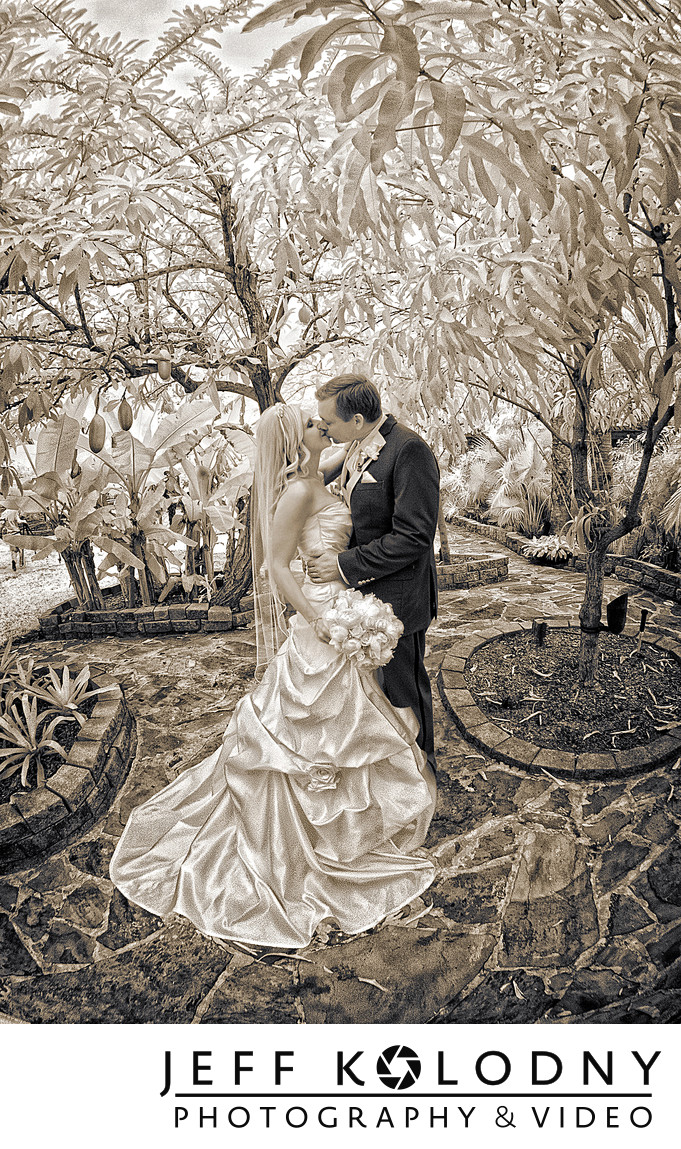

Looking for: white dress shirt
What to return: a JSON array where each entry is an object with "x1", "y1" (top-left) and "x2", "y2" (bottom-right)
[{"x1": 336, "y1": 415, "x2": 388, "y2": 582}]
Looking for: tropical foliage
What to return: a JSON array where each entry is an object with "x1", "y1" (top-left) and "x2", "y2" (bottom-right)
[
  {"x1": 249, "y1": 0, "x2": 681, "y2": 683},
  {"x1": 1, "y1": 394, "x2": 256, "y2": 607},
  {"x1": 0, "y1": 641, "x2": 97, "y2": 788},
  {"x1": 442, "y1": 417, "x2": 551, "y2": 537},
  {"x1": 1, "y1": 0, "x2": 681, "y2": 687},
  {"x1": 611, "y1": 430, "x2": 681, "y2": 570}
]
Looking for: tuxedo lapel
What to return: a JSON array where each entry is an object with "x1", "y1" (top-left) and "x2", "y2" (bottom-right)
[
  {"x1": 344, "y1": 415, "x2": 396, "y2": 501},
  {"x1": 345, "y1": 430, "x2": 385, "y2": 499},
  {"x1": 340, "y1": 441, "x2": 358, "y2": 505}
]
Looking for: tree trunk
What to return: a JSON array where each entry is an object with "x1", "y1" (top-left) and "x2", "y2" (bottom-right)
[
  {"x1": 223, "y1": 494, "x2": 253, "y2": 608},
  {"x1": 213, "y1": 180, "x2": 281, "y2": 413},
  {"x1": 437, "y1": 501, "x2": 452, "y2": 563},
  {"x1": 193, "y1": 523, "x2": 204, "y2": 579},
  {"x1": 122, "y1": 566, "x2": 138, "y2": 608},
  {"x1": 592, "y1": 430, "x2": 613, "y2": 496},
  {"x1": 131, "y1": 532, "x2": 153, "y2": 606},
  {"x1": 204, "y1": 524, "x2": 215, "y2": 587},
  {"x1": 62, "y1": 548, "x2": 91, "y2": 608},
  {"x1": 550, "y1": 433, "x2": 572, "y2": 531},
  {"x1": 185, "y1": 521, "x2": 198, "y2": 601},
  {"x1": 81, "y1": 540, "x2": 106, "y2": 609},
  {"x1": 578, "y1": 542, "x2": 608, "y2": 686}
]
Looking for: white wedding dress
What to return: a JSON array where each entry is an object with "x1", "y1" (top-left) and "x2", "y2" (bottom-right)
[{"x1": 110, "y1": 500, "x2": 436, "y2": 949}]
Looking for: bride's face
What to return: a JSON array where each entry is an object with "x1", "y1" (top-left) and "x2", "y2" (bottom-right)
[{"x1": 301, "y1": 412, "x2": 328, "y2": 454}]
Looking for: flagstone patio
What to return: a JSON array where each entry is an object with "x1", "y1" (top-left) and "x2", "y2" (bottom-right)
[{"x1": 1, "y1": 528, "x2": 680, "y2": 1024}]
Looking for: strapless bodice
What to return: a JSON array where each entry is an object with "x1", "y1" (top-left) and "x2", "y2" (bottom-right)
[{"x1": 298, "y1": 499, "x2": 352, "y2": 562}]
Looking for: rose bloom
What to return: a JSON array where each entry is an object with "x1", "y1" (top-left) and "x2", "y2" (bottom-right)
[
  {"x1": 368, "y1": 635, "x2": 385, "y2": 659},
  {"x1": 306, "y1": 766, "x2": 338, "y2": 792}
]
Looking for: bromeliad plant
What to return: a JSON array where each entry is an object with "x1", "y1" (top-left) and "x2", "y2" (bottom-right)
[
  {"x1": 522, "y1": 535, "x2": 574, "y2": 564},
  {"x1": 0, "y1": 693, "x2": 70, "y2": 789},
  {"x1": 0, "y1": 642, "x2": 101, "y2": 790},
  {"x1": 17, "y1": 662, "x2": 109, "y2": 727}
]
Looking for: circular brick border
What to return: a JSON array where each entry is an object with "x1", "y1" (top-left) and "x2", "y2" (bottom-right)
[
  {"x1": 0, "y1": 674, "x2": 137, "y2": 875},
  {"x1": 437, "y1": 618, "x2": 681, "y2": 780},
  {"x1": 37, "y1": 557, "x2": 508, "y2": 641}
]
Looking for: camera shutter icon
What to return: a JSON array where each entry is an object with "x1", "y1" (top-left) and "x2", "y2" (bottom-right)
[{"x1": 376, "y1": 1045, "x2": 422, "y2": 1090}]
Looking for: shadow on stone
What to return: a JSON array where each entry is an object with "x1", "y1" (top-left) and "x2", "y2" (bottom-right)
[
  {"x1": 98, "y1": 888, "x2": 163, "y2": 950},
  {"x1": 435, "y1": 970, "x2": 555, "y2": 1024},
  {"x1": 69, "y1": 838, "x2": 116, "y2": 878},
  {"x1": 0, "y1": 919, "x2": 228, "y2": 1023},
  {"x1": 501, "y1": 831, "x2": 599, "y2": 968},
  {"x1": 0, "y1": 914, "x2": 40, "y2": 975}
]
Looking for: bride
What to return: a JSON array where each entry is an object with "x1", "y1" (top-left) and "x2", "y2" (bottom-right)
[{"x1": 110, "y1": 402, "x2": 436, "y2": 950}]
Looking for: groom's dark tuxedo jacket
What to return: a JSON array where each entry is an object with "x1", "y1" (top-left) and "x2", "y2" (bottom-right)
[{"x1": 337, "y1": 415, "x2": 439, "y2": 635}]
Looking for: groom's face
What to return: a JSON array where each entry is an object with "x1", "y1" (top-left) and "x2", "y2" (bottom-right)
[{"x1": 317, "y1": 398, "x2": 360, "y2": 444}]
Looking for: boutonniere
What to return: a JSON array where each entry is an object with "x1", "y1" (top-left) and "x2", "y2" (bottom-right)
[{"x1": 356, "y1": 439, "x2": 383, "y2": 468}]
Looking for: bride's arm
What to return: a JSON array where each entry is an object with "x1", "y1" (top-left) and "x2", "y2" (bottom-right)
[{"x1": 269, "y1": 484, "x2": 331, "y2": 639}]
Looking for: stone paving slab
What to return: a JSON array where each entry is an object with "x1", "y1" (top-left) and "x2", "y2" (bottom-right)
[{"x1": 0, "y1": 528, "x2": 680, "y2": 1023}]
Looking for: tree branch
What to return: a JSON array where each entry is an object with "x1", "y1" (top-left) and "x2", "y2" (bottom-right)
[
  {"x1": 275, "y1": 333, "x2": 363, "y2": 387},
  {"x1": 464, "y1": 375, "x2": 572, "y2": 449}
]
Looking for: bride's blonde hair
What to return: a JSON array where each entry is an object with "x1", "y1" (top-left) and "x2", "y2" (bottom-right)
[
  {"x1": 254, "y1": 403, "x2": 314, "y2": 514},
  {"x1": 251, "y1": 403, "x2": 312, "y2": 676}
]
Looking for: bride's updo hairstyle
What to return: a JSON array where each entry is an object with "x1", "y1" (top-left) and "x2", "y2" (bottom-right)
[{"x1": 251, "y1": 403, "x2": 310, "y2": 676}]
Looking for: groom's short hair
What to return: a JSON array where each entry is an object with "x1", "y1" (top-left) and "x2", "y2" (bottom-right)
[{"x1": 316, "y1": 374, "x2": 382, "y2": 423}]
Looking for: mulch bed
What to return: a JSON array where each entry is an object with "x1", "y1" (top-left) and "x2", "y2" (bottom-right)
[{"x1": 465, "y1": 630, "x2": 681, "y2": 755}]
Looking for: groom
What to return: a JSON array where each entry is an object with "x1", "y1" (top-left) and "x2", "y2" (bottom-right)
[{"x1": 310, "y1": 374, "x2": 440, "y2": 774}]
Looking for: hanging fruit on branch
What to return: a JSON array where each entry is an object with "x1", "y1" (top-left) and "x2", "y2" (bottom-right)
[
  {"x1": 88, "y1": 413, "x2": 106, "y2": 454},
  {"x1": 156, "y1": 348, "x2": 172, "y2": 380},
  {"x1": 118, "y1": 396, "x2": 133, "y2": 430}
]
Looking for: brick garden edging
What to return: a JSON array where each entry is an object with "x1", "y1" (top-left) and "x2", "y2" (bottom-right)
[
  {"x1": 453, "y1": 514, "x2": 681, "y2": 604},
  {"x1": 0, "y1": 674, "x2": 137, "y2": 875},
  {"x1": 438, "y1": 619, "x2": 681, "y2": 780},
  {"x1": 437, "y1": 555, "x2": 508, "y2": 590},
  {"x1": 37, "y1": 558, "x2": 508, "y2": 640},
  {"x1": 39, "y1": 592, "x2": 256, "y2": 640}
]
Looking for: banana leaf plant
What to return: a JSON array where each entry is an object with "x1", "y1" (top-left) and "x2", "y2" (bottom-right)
[
  {"x1": 163, "y1": 430, "x2": 254, "y2": 603},
  {"x1": 2, "y1": 397, "x2": 256, "y2": 611},
  {"x1": 78, "y1": 398, "x2": 217, "y2": 607},
  {"x1": 1, "y1": 413, "x2": 116, "y2": 610}
]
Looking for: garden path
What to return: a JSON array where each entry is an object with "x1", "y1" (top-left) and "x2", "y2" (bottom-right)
[{"x1": 1, "y1": 527, "x2": 681, "y2": 1024}]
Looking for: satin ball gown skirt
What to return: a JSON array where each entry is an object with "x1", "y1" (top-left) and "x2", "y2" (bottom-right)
[{"x1": 110, "y1": 603, "x2": 437, "y2": 950}]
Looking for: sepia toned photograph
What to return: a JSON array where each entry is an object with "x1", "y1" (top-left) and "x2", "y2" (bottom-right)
[{"x1": 1, "y1": 0, "x2": 680, "y2": 1067}]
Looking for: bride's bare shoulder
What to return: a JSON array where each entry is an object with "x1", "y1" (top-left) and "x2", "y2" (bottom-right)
[{"x1": 276, "y1": 479, "x2": 315, "y2": 514}]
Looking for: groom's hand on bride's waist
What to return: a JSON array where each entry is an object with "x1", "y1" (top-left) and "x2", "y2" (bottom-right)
[{"x1": 306, "y1": 552, "x2": 344, "y2": 583}]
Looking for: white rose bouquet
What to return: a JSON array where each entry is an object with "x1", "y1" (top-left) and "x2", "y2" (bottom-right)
[{"x1": 320, "y1": 587, "x2": 403, "y2": 671}]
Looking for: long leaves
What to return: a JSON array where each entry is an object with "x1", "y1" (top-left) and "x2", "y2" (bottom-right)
[
  {"x1": 0, "y1": 693, "x2": 70, "y2": 787},
  {"x1": 0, "y1": 648, "x2": 99, "y2": 788}
]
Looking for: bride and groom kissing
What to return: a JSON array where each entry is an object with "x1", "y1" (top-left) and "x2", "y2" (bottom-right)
[{"x1": 110, "y1": 374, "x2": 441, "y2": 950}]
